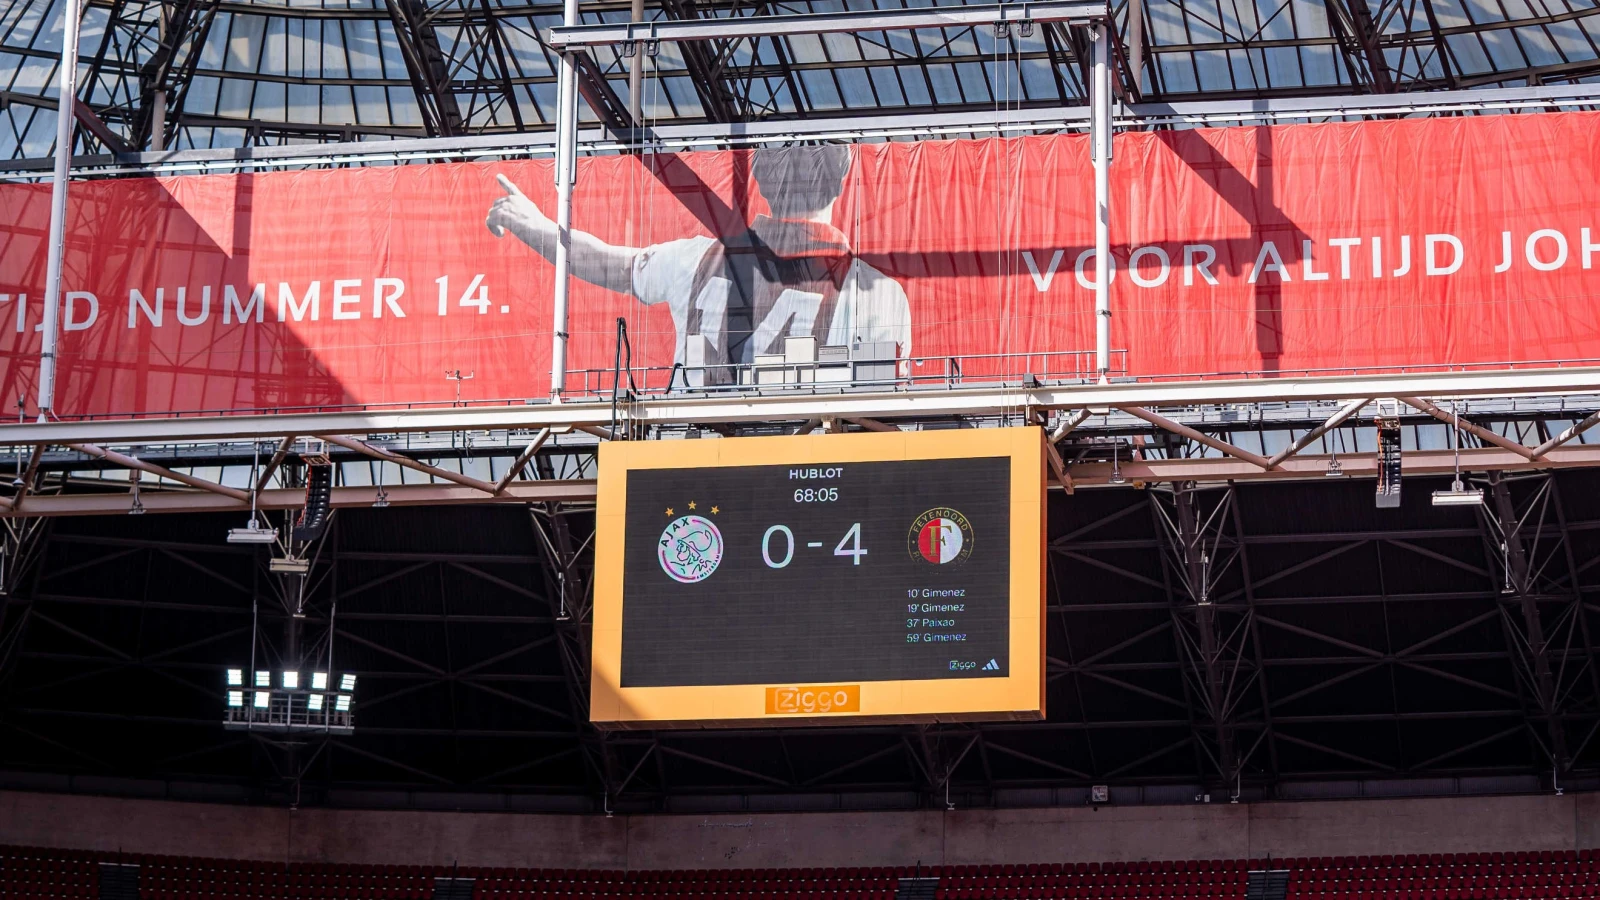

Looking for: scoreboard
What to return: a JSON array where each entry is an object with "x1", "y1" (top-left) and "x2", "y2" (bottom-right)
[{"x1": 590, "y1": 427, "x2": 1045, "y2": 727}]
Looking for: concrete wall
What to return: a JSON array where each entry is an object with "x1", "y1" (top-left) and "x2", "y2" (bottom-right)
[{"x1": 2, "y1": 790, "x2": 1595, "y2": 869}]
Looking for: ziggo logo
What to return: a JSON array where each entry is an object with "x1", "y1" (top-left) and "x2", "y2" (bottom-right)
[{"x1": 764, "y1": 684, "x2": 861, "y2": 715}]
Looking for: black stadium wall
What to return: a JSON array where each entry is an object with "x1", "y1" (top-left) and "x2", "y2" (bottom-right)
[{"x1": 3, "y1": 789, "x2": 1600, "y2": 868}]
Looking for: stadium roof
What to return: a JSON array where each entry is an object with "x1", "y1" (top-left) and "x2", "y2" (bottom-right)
[{"x1": 1, "y1": 0, "x2": 1599, "y2": 158}]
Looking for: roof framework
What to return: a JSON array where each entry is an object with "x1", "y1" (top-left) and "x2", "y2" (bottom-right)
[
  {"x1": 1, "y1": 0, "x2": 1598, "y2": 158},
  {"x1": 3, "y1": 465, "x2": 1600, "y2": 810},
  {"x1": 1, "y1": 390, "x2": 1599, "y2": 807}
]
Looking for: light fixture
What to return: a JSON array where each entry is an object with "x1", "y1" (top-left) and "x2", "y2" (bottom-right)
[
  {"x1": 1325, "y1": 457, "x2": 1345, "y2": 477},
  {"x1": 253, "y1": 691, "x2": 270, "y2": 709},
  {"x1": 227, "y1": 519, "x2": 277, "y2": 544},
  {"x1": 281, "y1": 671, "x2": 299, "y2": 689},
  {"x1": 254, "y1": 670, "x2": 270, "y2": 687},
  {"x1": 269, "y1": 557, "x2": 310, "y2": 574},
  {"x1": 227, "y1": 691, "x2": 244, "y2": 707},
  {"x1": 339, "y1": 673, "x2": 356, "y2": 691},
  {"x1": 311, "y1": 672, "x2": 328, "y2": 690},
  {"x1": 1109, "y1": 443, "x2": 1126, "y2": 485},
  {"x1": 1433, "y1": 480, "x2": 1484, "y2": 506},
  {"x1": 335, "y1": 694, "x2": 352, "y2": 712},
  {"x1": 229, "y1": 444, "x2": 275, "y2": 543},
  {"x1": 226, "y1": 669, "x2": 243, "y2": 686},
  {"x1": 1432, "y1": 401, "x2": 1484, "y2": 507},
  {"x1": 308, "y1": 693, "x2": 324, "y2": 711}
]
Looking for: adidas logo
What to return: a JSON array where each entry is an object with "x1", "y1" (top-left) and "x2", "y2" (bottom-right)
[{"x1": 982, "y1": 659, "x2": 1000, "y2": 671}]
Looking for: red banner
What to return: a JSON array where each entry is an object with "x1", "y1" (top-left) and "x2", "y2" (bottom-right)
[{"x1": 1, "y1": 111, "x2": 1597, "y2": 419}]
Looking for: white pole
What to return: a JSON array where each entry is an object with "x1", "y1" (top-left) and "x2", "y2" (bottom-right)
[
  {"x1": 150, "y1": 6, "x2": 169, "y2": 151},
  {"x1": 1091, "y1": 21, "x2": 1112, "y2": 383},
  {"x1": 549, "y1": 0, "x2": 579, "y2": 401},
  {"x1": 1127, "y1": 0, "x2": 1145, "y2": 99},
  {"x1": 628, "y1": 0, "x2": 644, "y2": 127},
  {"x1": 38, "y1": 0, "x2": 82, "y2": 421}
]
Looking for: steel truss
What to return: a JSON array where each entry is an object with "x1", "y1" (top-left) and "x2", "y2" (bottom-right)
[
  {"x1": 6, "y1": 468, "x2": 1600, "y2": 807},
  {"x1": 1, "y1": 0, "x2": 1587, "y2": 159},
  {"x1": 6, "y1": 82, "x2": 1598, "y2": 181},
  {"x1": 1477, "y1": 473, "x2": 1600, "y2": 787},
  {"x1": 4, "y1": 378, "x2": 1600, "y2": 519}
]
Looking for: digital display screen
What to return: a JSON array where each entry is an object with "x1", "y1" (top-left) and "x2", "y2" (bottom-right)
[
  {"x1": 590, "y1": 428, "x2": 1045, "y2": 728},
  {"x1": 620, "y1": 456, "x2": 1011, "y2": 687}
]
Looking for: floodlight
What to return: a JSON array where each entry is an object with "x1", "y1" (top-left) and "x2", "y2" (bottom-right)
[
  {"x1": 227, "y1": 691, "x2": 244, "y2": 708},
  {"x1": 253, "y1": 691, "x2": 270, "y2": 709},
  {"x1": 308, "y1": 693, "x2": 324, "y2": 711},
  {"x1": 269, "y1": 557, "x2": 310, "y2": 574},
  {"x1": 339, "y1": 673, "x2": 357, "y2": 691},
  {"x1": 226, "y1": 668, "x2": 243, "y2": 686},
  {"x1": 335, "y1": 694, "x2": 352, "y2": 711},
  {"x1": 227, "y1": 519, "x2": 277, "y2": 544},
  {"x1": 254, "y1": 670, "x2": 270, "y2": 687},
  {"x1": 1433, "y1": 481, "x2": 1485, "y2": 507},
  {"x1": 311, "y1": 672, "x2": 328, "y2": 690},
  {"x1": 282, "y1": 671, "x2": 299, "y2": 689}
]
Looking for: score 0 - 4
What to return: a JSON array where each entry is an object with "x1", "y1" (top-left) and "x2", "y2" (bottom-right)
[{"x1": 761, "y1": 522, "x2": 867, "y2": 569}]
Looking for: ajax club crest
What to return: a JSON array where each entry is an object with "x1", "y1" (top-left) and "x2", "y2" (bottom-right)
[
  {"x1": 659, "y1": 511, "x2": 724, "y2": 583},
  {"x1": 909, "y1": 507, "x2": 975, "y2": 565}
]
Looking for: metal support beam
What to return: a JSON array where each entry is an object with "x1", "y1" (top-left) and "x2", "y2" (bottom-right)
[
  {"x1": 547, "y1": 2, "x2": 1108, "y2": 48},
  {"x1": 10, "y1": 84, "x2": 1600, "y2": 182},
  {"x1": 317, "y1": 435, "x2": 497, "y2": 494},
  {"x1": 1324, "y1": 0, "x2": 1395, "y2": 92},
  {"x1": 627, "y1": 0, "x2": 644, "y2": 125},
  {"x1": 1400, "y1": 397, "x2": 1535, "y2": 459},
  {"x1": 5, "y1": 443, "x2": 1598, "y2": 518},
  {"x1": 656, "y1": 0, "x2": 745, "y2": 123},
  {"x1": 1155, "y1": 484, "x2": 1250, "y2": 792},
  {"x1": 1125, "y1": 0, "x2": 1146, "y2": 99},
  {"x1": 493, "y1": 428, "x2": 555, "y2": 494},
  {"x1": 1051, "y1": 409, "x2": 1093, "y2": 444},
  {"x1": 1485, "y1": 475, "x2": 1571, "y2": 775},
  {"x1": 843, "y1": 418, "x2": 899, "y2": 433},
  {"x1": 12, "y1": 368, "x2": 1593, "y2": 446},
  {"x1": 550, "y1": 0, "x2": 580, "y2": 400},
  {"x1": 1532, "y1": 410, "x2": 1600, "y2": 460},
  {"x1": 570, "y1": 50, "x2": 635, "y2": 132},
  {"x1": 383, "y1": 0, "x2": 467, "y2": 137},
  {"x1": 8, "y1": 445, "x2": 44, "y2": 513},
  {"x1": 133, "y1": 0, "x2": 224, "y2": 150},
  {"x1": 255, "y1": 436, "x2": 297, "y2": 493},
  {"x1": 1091, "y1": 19, "x2": 1112, "y2": 380},
  {"x1": 65, "y1": 443, "x2": 248, "y2": 501},
  {"x1": 36, "y1": 0, "x2": 81, "y2": 420},
  {"x1": 1120, "y1": 406, "x2": 1274, "y2": 469},
  {"x1": 1044, "y1": 440, "x2": 1075, "y2": 495},
  {"x1": 72, "y1": 103, "x2": 130, "y2": 154},
  {"x1": 1265, "y1": 397, "x2": 1370, "y2": 468}
]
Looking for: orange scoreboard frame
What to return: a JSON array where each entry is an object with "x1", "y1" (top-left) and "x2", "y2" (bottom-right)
[{"x1": 590, "y1": 427, "x2": 1046, "y2": 728}]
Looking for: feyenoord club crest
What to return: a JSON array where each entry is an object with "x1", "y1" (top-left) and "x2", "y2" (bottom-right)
[
  {"x1": 659, "y1": 514, "x2": 724, "y2": 583},
  {"x1": 909, "y1": 507, "x2": 975, "y2": 565}
]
